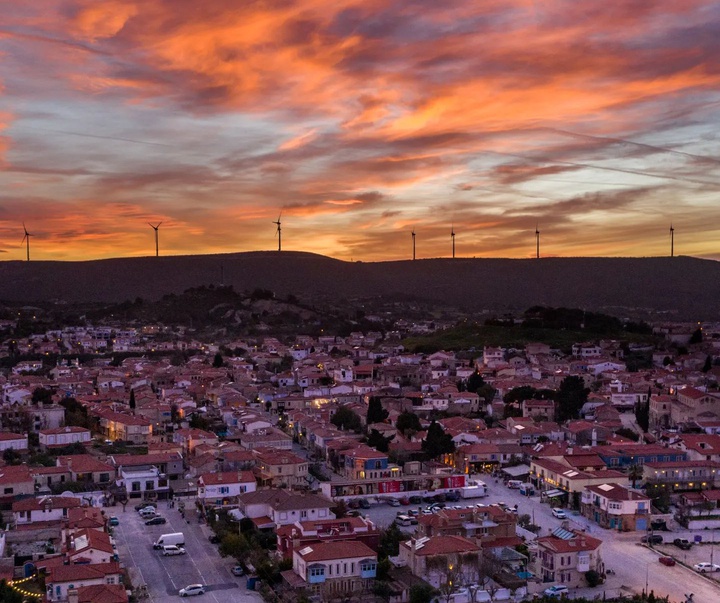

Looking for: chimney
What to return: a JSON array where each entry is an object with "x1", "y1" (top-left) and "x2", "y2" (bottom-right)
[{"x1": 68, "y1": 588, "x2": 79, "y2": 603}]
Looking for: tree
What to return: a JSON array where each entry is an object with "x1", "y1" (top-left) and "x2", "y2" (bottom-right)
[
  {"x1": 409, "y1": 584, "x2": 437, "y2": 603},
  {"x1": 422, "y1": 421, "x2": 455, "y2": 459},
  {"x1": 378, "y1": 523, "x2": 404, "y2": 559},
  {"x1": 219, "y1": 533, "x2": 252, "y2": 559},
  {"x1": 690, "y1": 328, "x2": 703, "y2": 344},
  {"x1": 635, "y1": 391, "x2": 650, "y2": 432},
  {"x1": 129, "y1": 389, "x2": 136, "y2": 410},
  {"x1": 213, "y1": 352, "x2": 224, "y2": 368},
  {"x1": 555, "y1": 376, "x2": 590, "y2": 423},
  {"x1": 330, "y1": 406, "x2": 362, "y2": 433},
  {"x1": 703, "y1": 355, "x2": 713, "y2": 373},
  {"x1": 367, "y1": 396, "x2": 389, "y2": 425},
  {"x1": 628, "y1": 464, "x2": 643, "y2": 488},
  {"x1": 367, "y1": 428, "x2": 395, "y2": 453},
  {"x1": 2, "y1": 448, "x2": 21, "y2": 465},
  {"x1": 396, "y1": 411, "x2": 422, "y2": 436},
  {"x1": 585, "y1": 569, "x2": 602, "y2": 587},
  {"x1": 32, "y1": 386, "x2": 53, "y2": 405},
  {"x1": 503, "y1": 386, "x2": 537, "y2": 404},
  {"x1": 0, "y1": 580, "x2": 23, "y2": 603},
  {"x1": 466, "y1": 371, "x2": 486, "y2": 394}
]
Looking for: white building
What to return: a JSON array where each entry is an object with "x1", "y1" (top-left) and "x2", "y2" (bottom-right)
[
  {"x1": 197, "y1": 471, "x2": 257, "y2": 505},
  {"x1": 0, "y1": 432, "x2": 28, "y2": 452},
  {"x1": 39, "y1": 426, "x2": 91, "y2": 450}
]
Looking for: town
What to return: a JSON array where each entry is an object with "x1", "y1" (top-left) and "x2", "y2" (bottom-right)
[{"x1": 1, "y1": 304, "x2": 719, "y2": 603}]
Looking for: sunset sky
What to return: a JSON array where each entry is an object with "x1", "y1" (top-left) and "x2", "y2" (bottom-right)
[{"x1": 2, "y1": 0, "x2": 720, "y2": 262}]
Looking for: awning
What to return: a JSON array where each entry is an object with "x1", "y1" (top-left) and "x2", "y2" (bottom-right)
[
  {"x1": 502, "y1": 464, "x2": 531, "y2": 477},
  {"x1": 541, "y1": 489, "x2": 565, "y2": 498}
]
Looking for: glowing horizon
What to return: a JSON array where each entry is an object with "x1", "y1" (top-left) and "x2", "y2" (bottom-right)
[{"x1": 2, "y1": 1, "x2": 720, "y2": 262}]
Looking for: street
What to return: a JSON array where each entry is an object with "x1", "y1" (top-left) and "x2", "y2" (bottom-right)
[
  {"x1": 112, "y1": 499, "x2": 262, "y2": 603},
  {"x1": 360, "y1": 477, "x2": 720, "y2": 603}
]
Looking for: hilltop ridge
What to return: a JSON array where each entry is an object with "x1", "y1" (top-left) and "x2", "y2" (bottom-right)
[{"x1": 0, "y1": 252, "x2": 717, "y2": 319}]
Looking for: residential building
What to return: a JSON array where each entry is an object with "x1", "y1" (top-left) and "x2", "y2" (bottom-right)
[
  {"x1": 399, "y1": 535, "x2": 481, "y2": 588},
  {"x1": 56, "y1": 455, "x2": 115, "y2": 486},
  {"x1": 46, "y1": 561, "x2": 122, "y2": 602},
  {"x1": 276, "y1": 515, "x2": 380, "y2": 560},
  {"x1": 254, "y1": 448, "x2": 309, "y2": 489},
  {"x1": 535, "y1": 528, "x2": 603, "y2": 588},
  {"x1": 65, "y1": 528, "x2": 117, "y2": 564},
  {"x1": 96, "y1": 411, "x2": 152, "y2": 445},
  {"x1": 238, "y1": 489, "x2": 336, "y2": 529},
  {"x1": 287, "y1": 540, "x2": 378, "y2": 599},
  {"x1": 197, "y1": 470, "x2": 257, "y2": 506},
  {"x1": 0, "y1": 464, "x2": 34, "y2": 503},
  {"x1": 580, "y1": 483, "x2": 651, "y2": 531},
  {"x1": 13, "y1": 495, "x2": 82, "y2": 525},
  {"x1": 39, "y1": 426, "x2": 91, "y2": 450},
  {"x1": 0, "y1": 431, "x2": 28, "y2": 452},
  {"x1": 643, "y1": 460, "x2": 720, "y2": 494}
]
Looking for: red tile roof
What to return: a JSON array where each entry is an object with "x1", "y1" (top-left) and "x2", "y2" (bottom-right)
[{"x1": 296, "y1": 540, "x2": 376, "y2": 562}]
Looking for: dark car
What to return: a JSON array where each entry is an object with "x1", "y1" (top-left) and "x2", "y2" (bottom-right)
[
  {"x1": 348, "y1": 500, "x2": 360, "y2": 509},
  {"x1": 673, "y1": 538, "x2": 693, "y2": 550},
  {"x1": 358, "y1": 498, "x2": 370, "y2": 509},
  {"x1": 145, "y1": 516, "x2": 167, "y2": 526},
  {"x1": 409, "y1": 496, "x2": 422, "y2": 504},
  {"x1": 433, "y1": 493, "x2": 446, "y2": 503},
  {"x1": 445, "y1": 491, "x2": 460, "y2": 502},
  {"x1": 659, "y1": 556, "x2": 676, "y2": 566},
  {"x1": 651, "y1": 520, "x2": 669, "y2": 531},
  {"x1": 209, "y1": 535, "x2": 221, "y2": 544},
  {"x1": 231, "y1": 566, "x2": 245, "y2": 576},
  {"x1": 642, "y1": 534, "x2": 663, "y2": 545}
]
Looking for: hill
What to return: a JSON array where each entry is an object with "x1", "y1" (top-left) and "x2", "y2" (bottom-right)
[{"x1": 0, "y1": 252, "x2": 717, "y2": 319}]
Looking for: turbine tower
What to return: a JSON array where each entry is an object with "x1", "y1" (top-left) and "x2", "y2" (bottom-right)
[
  {"x1": 148, "y1": 222, "x2": 162, "y2": 257},
  {"x1": 451, "y1": 225, "x2": 456, "y2": 259},
  {"x1": 273, "y1": 213, "x2": 282, "y2": 252},
  {"x1": 670, "y1": 223, "x2": 674, "y2": 258},
  {"x1": 411, "y1": 229, "x2": 416, "y2": 261},
  {"x1": 535, "y1": 224, "x2": 540, "y2": 259},
  {"x1": 21, "y1": 223, "x2": 32, "y2": 261}
]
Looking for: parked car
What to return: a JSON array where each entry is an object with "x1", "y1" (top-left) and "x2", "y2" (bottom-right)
[
  {"x1": 552, "y1": 508, "x2": 567, "y2": 519},
  {"x1": 139, "y1": 508, "x2": 158, "y2": 519},
  {"x1": 659, "y1": 556, "x2": 676, "y2": 566},
  {"x1": 209, "y1": 535, "x2": 221, "y2": 544},
  {"x1": 231, "y1": 566, "x2": 245, "y2": 576},
  {"x1": 162, "y1": 545, "x2": 186, "y2": 556},
  {"x1": 399, "y1": 497, "x2": 410, "y2": 505},
  {"x1": 358, "y1": 498, "x2": 370, "y2": 509},
  {"x1": 387, "y1": 499, "x2": 400, "y2": 507},
  {"x1": 179, "y1": 584, "x2": 205, "y2": 597},
  {"x1": 109, "y1": 516, "x2": 119, "y2": 526},
  {"x1": 407, "y1": 509, "x2": 419, "y2": 517},
  {"x1": 145, "y1": 516, "x2": 167, "y2": 526},
  {"x1": 693, "y1": 562, "x2": 720, "y2": 573},
  {"x1": 135, "y1": 502, "x2": 157, "y2": 512},
  {"x1": 642, "y1": 534, "x2": 663, "y2": 545},
  {"x1": 544, "y1": 585, "x2": 569, "y2": 597},
  {"x1": 409, "y1": 496, "x2": 422, "y2": 504},
  {"x1": 348, "y1": 500, "x2": 360, "y2": 509},
  {"x1": 433, "y1": 493, "x2": 446, "y2": 503},
  {"x1": 673, "y1": 538, "x2": 693, "y2": 550}
]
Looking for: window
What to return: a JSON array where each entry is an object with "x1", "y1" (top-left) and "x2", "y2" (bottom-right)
[
  {"x1": 106, "y1": 577, "x2": 115, "y2": 584},
  {"x1": 4, "y1": 487, "x2": 13, "y2": 494},
  {"x1": 100, "y1": 473, "x2": 110, "y2": 483},
  {"x1": 219, "y1": 487, "x2": 229, "y2": 494},
  {"x1": 145, "y1": 481, "x2": 154, "y2": 491},
  {"x1": 310, "y1": 567, "x2": 325, "y2": 577},
  {"x1": 131, "y1": 482, "x2": 140, "y2": 492},
  {"x1": 301, "y1": 511, "x2": 308, "y2": 519}
]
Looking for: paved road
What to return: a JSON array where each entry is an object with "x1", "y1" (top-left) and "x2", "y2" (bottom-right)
[
  {"x1": 112, "y1": 501, "x2": 262, "y2": 603},
  {"x1": 360, "y1": 477, "x2": 720, "y2": 603}
]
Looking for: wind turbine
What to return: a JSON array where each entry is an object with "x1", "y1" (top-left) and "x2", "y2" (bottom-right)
[
  {"x1": 535, "y1": 224, "x2": 540, "y2": 259},
  {"x1": 21, "y1": 223, "x2": 32, "y2": 261},
  {"x1": 451, "y1": 225, "x2": 456, "y2": 259},
  {"x1": 670, "y1": 223, "x2": 674, "y2": 258},
  {"x1": 148, "y1": 222, "x2": 162, "y2": 257},
  {"x1": 411, "y1": 229, "x2": 416, "y2": 261},
  {"x1": 273, "y1": 213, "x2": 282, "y2": 252}
]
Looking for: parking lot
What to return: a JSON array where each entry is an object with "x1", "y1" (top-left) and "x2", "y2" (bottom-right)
[{"x1": 112, "y1": 500, "x2": 262, "y2": 603}]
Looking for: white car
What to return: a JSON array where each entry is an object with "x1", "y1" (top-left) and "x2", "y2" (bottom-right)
[
  {"x1": 544, "y1": 585, "x2": 569, "y2": 597},
  {"x1": 552, "y1": 508, "x2": 567, "y2": 519},
  {"x1": 179, "y1": 584, "x2": 205, "y2": 597},
  {"x1": 162, "y1": 545, "x2": 186, "y2": 556},
  {"x1": 693, "y1": 562, "x2": 720, "y2": 573}
]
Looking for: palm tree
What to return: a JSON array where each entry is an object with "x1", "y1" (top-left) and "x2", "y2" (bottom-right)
[{"x1": 628, "y1": 464, "x2": 643, "y2": 489}]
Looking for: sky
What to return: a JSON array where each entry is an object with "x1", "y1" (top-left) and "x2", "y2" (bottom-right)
[{"x1": 2, "y1": 0, "x2": 720, "y2": 262}]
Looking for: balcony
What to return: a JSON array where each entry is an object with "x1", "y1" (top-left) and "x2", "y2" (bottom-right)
[{"x1": 577, "y1": 555, "x2": 590, "y2": 573}]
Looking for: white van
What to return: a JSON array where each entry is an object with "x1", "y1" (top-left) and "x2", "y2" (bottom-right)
[
  {"x1": 507, "y1": 480, "x2": 523, "y2": 489},
  {"x1": 395, "y1": 515, "x2": 418, "y2": 527},
  {"x1": 153, "y1": 532, "x2": 185, "y2": 549},
  {"x1": 162, "y1": 544, "x2": 186, "y2": 556}
]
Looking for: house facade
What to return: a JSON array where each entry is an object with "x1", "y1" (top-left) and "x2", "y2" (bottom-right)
[
  {"x1": 535, "y1": 529, "x2": 603, "y2": 588},
  {"x1": 580, "y1": 483, "x2": 651, "y2": 531}
]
